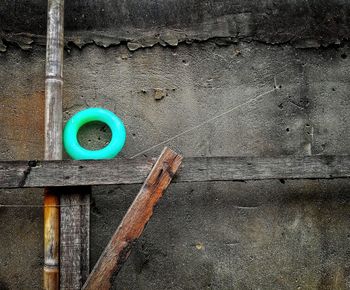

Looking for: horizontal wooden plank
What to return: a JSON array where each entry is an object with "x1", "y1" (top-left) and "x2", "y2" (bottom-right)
[{"x1": 0, "y1": 155, "x2": 350, "y2": 189}]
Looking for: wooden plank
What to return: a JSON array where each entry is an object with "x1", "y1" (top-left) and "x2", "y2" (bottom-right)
[
  {"x1": 60, "y1": 184, "x2": 91, "y2": 290},
  {"x1": 0, "y1": 155, "x2": 350, "y2": 189},
  {"x1": 60, "y1": 187, "x2": 90, "y2": 289},
  {"x1": 44, "y1": 0, "x2": 64, "y2": 288},
  {"x1": 82, "y1": 147, "x2": 183, "y2": 290}
]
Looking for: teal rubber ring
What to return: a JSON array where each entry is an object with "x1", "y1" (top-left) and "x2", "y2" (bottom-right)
[{"x1": 63, "y1": 108, "x2": 126, "y2": 160}]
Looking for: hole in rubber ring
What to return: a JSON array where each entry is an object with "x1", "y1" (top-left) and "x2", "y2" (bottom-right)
[{"x1": 77, "y1": 121, "x2": 112, "y2": 150}]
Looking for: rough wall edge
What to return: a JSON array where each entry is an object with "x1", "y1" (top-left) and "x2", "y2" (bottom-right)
[
  {"x1": 1, "y1": 30, "x2": 349, "y2": 52},
  {"x1": 2, "y1": 1, "x2": 350, "y2": 52}
]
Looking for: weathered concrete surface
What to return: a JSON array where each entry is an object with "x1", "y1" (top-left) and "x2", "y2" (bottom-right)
[
  {"x1": 93, "y1": 180, "x2": 350, "y2": 289},
  {"x1": 1, "y1": 41, "x2": 350, "y2": 289},
  {"x1": 1, "y1": 0, "x2": 350, "y2": 51},
  {"x1": 1, "y1": 1, "x2": 350, "y2": 288}
]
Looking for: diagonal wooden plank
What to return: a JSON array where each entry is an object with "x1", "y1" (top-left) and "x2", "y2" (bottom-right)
[
  {"x1": 82, "y1": 147, "x2": 183, "y2": 290},
  {"x1": 0, "y1": 155, "x2": 350, "y2": 189}
]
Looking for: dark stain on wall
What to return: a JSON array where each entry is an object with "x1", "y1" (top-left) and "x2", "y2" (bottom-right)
[{"x1": 1, "y1": 0, "x2": 350, "y2": 51}]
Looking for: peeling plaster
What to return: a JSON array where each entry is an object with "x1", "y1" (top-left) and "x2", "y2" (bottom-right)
[{"x1": 1, "y1": 31, "x2": 349, "y2": 53}]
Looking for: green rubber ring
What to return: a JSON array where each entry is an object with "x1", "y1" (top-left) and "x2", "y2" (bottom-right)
[{"x1": 63, "y1": 108, "x2": 126, "y2": 160}]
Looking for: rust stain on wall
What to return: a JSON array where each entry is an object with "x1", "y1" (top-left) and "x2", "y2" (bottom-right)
[{"x1": 0, "y1": 90, "x2": 45, "y2": 159}]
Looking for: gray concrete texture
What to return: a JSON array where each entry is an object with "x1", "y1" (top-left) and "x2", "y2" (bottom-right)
[{"x1": 1, "y1": 0, "x2": 350, "y2": 289}]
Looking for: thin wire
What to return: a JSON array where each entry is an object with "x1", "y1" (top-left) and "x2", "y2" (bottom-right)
[
  {"x1": 0, "y1": 85, "x2": 279, "y2": 208},
  {"x1": 130, "y1": 86, "x2": 277, "y2": 159}
]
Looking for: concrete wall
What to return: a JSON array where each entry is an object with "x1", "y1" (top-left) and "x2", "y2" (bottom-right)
[{"x1": 1, "y1": 1, "x2": 350, "y2": 289}]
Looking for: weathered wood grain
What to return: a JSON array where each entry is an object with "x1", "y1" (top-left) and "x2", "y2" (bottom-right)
[
  {"x1": 60, "y1": 186, "x2": 91, "y2": 290},
  {"x1": 82, "y1": 147, "x2": 183, "y2": 290},
  {"x1": 0, "y1": 155, "x2": 349, "y2": 189},
  {"x1": 44, "y1": 0, "x2": 64, "y2": 289},
  {"x1": 60, "y1": 187, "x2": 90, "y2": 290}
]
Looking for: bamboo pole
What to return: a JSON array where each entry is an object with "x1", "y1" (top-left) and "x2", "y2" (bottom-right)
[{"x1": 44, "y1": 0, "x2": 64, "y2": 289}]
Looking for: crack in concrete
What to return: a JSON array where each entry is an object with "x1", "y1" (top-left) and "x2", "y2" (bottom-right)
[{"x1": 18, "y1": 160, "x2": 37, "y2": 187}]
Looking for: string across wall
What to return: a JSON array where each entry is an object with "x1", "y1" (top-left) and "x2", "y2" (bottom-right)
[{"x1": 1, "y1": 80, "x2": 281, "y2": 208}]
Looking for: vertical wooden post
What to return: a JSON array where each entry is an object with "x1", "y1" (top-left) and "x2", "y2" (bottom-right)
[
  {"x1": 44, "y1": 0, "x2": 64, "y2": 289},
  {"x1": 60, "y1": 187, "x2": 91, "y2": 289}
]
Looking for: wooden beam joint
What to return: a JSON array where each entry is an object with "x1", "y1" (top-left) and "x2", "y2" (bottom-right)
[{"x1": 82, "y1": 147, "x2": 183, "y2": 290}]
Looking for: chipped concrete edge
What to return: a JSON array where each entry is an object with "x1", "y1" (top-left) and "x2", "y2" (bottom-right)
[{"x1": 0, "y1": 29, "x2": 349, "y2": 53}]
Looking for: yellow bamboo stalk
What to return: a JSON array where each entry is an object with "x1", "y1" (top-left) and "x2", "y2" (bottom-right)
[
  {"x1": 44, "y1": 189, "x2": 60, "y2": 289},
  {"x1": 44, "y1": 0, "x2": 64, "y2": 289}
]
